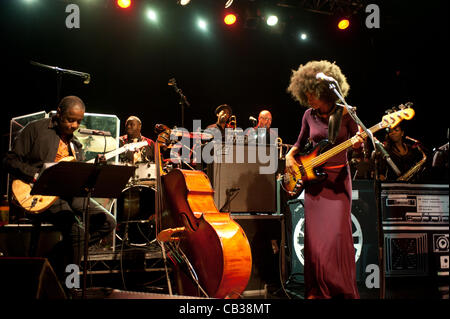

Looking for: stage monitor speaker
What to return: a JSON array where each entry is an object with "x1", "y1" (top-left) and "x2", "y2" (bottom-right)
[
  {"x1": 0, "y1": 257, "x2": 66, "y2": 299},
  {"x1": 207, "y1": 143, "x2": 277, "y2": 213},
  {"x1": 288, "y1": 180, "x2": 380, "y2": 298},
  {"x1": 232, "y1": 214, "x2": 282, "y2": 296}
]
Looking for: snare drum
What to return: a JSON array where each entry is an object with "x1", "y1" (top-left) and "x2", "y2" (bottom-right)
[{"x1": 132, "y1": 163, "x2": 156, "y2": 185}]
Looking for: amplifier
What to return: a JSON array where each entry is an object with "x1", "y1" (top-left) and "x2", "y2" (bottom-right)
[
  {"x1": 381, "y1": 183, "x2": 449, "y2": 281},
  {"x1": 207, "y1": 143, "x2": 278, "y2": 213},
  {"x1": 381, "y1": 183, "x2": 449, "y2": 225}
]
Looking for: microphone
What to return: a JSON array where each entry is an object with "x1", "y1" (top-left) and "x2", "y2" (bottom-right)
[
  {"x1": 168, "y1": 78, "x2": 176, "y2": 86},
  {"x1": 83, "y1": 73, "x2": 91, "y2": 84},
  {"x1": 78, "y1": 128, "x2": 111, "y2": 136},
  {"x1": 316, "y1": 72, "x2": 337, "y2": 82},
  {"x1": 374, "y1": 138, "x2": 402, "y2": 176}
]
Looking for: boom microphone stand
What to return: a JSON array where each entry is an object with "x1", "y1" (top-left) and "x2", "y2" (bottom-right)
[
  {"x1": 168, "y1": 78, "x2": 190, "y2": 129},
  {"x1": 30, "y1": 61, "x2": 90, "y2": 106},
  {"x1": 321, "y1": 74, "x2": 386, "y2": 299}
]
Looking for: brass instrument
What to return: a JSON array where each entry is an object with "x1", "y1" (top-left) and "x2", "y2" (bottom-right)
[
  {"x1": 276, "y1": 137, "x2": 292, "y2": 160},
  {"x1": 227, "y1": 115, "x2": 237, "y2": 129},
  {"x1": 397, "y1": 136, "x2": 427, "y2": 181}
]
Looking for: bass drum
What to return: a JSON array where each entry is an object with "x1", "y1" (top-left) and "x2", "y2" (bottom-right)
[{"x1": 115, "y1": 184, "x2": 156, "y2": 245}]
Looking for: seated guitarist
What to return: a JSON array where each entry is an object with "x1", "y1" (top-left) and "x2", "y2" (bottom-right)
[
  {"x1": 285, "y1": 60, "x2": 364, "y2": 299},
  {"x1": 3, "y1": 95, "x2": 116, "y2": 284}
]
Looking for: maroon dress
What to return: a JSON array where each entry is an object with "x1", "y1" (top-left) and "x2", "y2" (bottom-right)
[{"x1": 294, "y1": 108, "x2": 360, "y2": 299}]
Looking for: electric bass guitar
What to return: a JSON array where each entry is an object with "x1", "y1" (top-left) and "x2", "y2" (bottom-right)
[
  {"x1": 11, "y1": 141, "x2": 148, "y2": 213},
  {"x1": 282, "y1": 104, "x2": 415, "y2": 197}
]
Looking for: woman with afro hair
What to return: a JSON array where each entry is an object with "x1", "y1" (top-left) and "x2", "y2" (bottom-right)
[{"x1": 285, "y1": 60, "x2": 364, "y2": 299}]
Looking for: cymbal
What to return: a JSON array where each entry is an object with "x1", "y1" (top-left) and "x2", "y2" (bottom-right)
[
  {"x1": 171, "y1": 129, "x2": 213, "y2": 140},
  {"x1": 76, "y1": 134, "x2": 117, "y2": 152}
]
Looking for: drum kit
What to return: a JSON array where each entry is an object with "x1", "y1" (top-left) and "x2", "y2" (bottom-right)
[{"x1": 114, "y1": 161, "x2": 158, "y2": 246}]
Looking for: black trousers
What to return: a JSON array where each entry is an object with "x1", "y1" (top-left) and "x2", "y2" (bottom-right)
[{"x1": 40, "y1": 197, "x2": 116, "y2": 278}]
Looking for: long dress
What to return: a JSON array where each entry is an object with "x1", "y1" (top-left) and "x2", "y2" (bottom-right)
[{"x1": 294, "y1": 108, "x2": 360, "y2": 299}]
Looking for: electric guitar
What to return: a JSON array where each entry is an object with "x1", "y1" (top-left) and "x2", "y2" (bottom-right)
[
  {"x1": 11, "y1": 141, "x2": 148, "y2": 213},
  {"x1": 282, "y1": 104, "x2": 415, "y2": 197}
]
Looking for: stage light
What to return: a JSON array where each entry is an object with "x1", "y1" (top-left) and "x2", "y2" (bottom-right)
[
  {"x1": 178, "y1": 0, "x2": 191, "y2": 5},
  {"x1": 197, "y1": 19, "x2": 208, "y2": 31},
  {"x1": 338, "y1": 19, "x2": 350, "y2": 30},
  {"x1": 300, "y1": 33, "x2": 307, "y2": 40},
  {"x1": 225, "y1": 0, "x2": 234, "y2": 8},
  {"x1": 224, "y1": 13, "x2": 237, "y2": 26},
  {"x1": 146, "y1": 9, "x2": 157, "y2": 22},
  {"x1": 266, "y1": 15, "x2": 278, "y2": 26},
  {"x1": 117, "y1": 0, "x2": 131, "y2": 9}
]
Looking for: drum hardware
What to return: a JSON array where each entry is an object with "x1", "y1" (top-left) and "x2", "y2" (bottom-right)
[{"x1": 113, "y1": 184, "x2": 157, "y2": 247}]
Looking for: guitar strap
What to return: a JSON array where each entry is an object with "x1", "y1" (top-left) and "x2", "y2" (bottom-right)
[{"x1": 328, "y1": 105, "x2": 344, "y2": 145}]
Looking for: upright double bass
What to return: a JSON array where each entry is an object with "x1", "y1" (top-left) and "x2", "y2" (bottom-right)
[{"x1": 154, "y1": 138, "x2": 252, "y2": 298}]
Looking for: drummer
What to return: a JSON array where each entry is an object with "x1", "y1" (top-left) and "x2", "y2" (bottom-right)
[{"x1": 119, "y1": 115, "x2": 155, "y2": 164}]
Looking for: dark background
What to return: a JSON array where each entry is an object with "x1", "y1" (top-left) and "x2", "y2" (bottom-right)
[{"x1": 1, "y1": 0, "x2": 448, "y2": 195}]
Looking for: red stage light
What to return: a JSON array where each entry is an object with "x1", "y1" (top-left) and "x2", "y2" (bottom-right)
[
  {"x1": 117, "y1": 0, "x2": 131, "y2": 9},
  {"x1": 338, "y1": 19, "x2": 350, "y2": 30},
  {"x1": 224, "y1": 13, "x2": 237, "y2": 26}
]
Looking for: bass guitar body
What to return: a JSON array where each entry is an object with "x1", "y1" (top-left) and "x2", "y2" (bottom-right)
[
  {"x1": 283, "y1": 140, "x2": 330, "y2": 197},
  {"x1": 162, "y1": 169, "x2": 252, "y2": 298}
]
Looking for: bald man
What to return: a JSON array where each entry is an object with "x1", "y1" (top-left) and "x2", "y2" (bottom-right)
[
  {"x1": 246, "y1": 110, "x2": 277, "y2": 144},
  {"x1": 119, "y1": 115, "x2": 155, "y2": 164}
]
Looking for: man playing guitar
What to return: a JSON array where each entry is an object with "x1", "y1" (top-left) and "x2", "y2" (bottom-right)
[{"x1": 4, "y1": 95, "x2": 116, "y2": 283}]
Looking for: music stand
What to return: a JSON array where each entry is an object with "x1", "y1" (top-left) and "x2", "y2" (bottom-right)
[{"x1": 31, "y1": 161, "x2": 135, "y2": 298}]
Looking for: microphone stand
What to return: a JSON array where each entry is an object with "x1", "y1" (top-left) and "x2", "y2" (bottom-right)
[
  {"x1": 168, "y1": 78, "x2": 190, "y2": 129},
  {"x1": 327, "y1": 81, "x2": 386, "y2": 299},
  {"x1": 30, "y1": 61, "x2": 90, "y2": 107},
  {"x1": 79, "y1": 129, "x2": 109, "y2": 299}
]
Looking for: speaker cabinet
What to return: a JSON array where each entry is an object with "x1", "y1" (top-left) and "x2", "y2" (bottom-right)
[
  {"x1": 207, "y1": 143, "x2": 277, "y2": 213},
  {"x1": 232, "y1": 214, "x2": 282, "y2": 296},
  {"x1": 288, "y1": 180, "x2": 380, "y2": 298},
  {"x1": 0, "y1": 257, "x2": 66, "y2": 299},
  {"x1": 381, "y1": 183, "x2": 449, "y2": 299}
]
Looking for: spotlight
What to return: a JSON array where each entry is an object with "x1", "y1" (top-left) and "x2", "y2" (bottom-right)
[
  {"x1": 178, "y1": 0, "x2": 191, "y2": 5},
  {"x1": 300, "y1": 32, "x2": 307, "y2": 40},
  {"x1": 225, "y1": 0, "x2": 233, "y2": 8},
  {"x1": 266, "y1": 15, "x2": 278, "y2": 26},
  {"x1": 224, "y1": 13, "x2": 237, "y2": 26},
  {"x1": 117, "y1": 0, "x2": 131, "y2": 9},
  {"x1": 146, "y1": 9, "x2": 157, "y2": 22},
  {"x1": 197, "y1": 19, "x2": 208, "y2": 31},
  {"x1": 338, "y1": 18, "x2": 350, "y2": 30}
]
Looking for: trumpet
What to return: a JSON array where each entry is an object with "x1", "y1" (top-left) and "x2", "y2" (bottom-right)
[{"x1": 227, "y1": 115, "x2": 237, "y2": 129}]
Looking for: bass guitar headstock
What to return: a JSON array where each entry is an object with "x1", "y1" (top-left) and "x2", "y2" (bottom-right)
[{"x1": 381, "y1": 102, "x2": 415, "y2": 129}]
